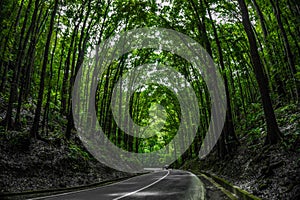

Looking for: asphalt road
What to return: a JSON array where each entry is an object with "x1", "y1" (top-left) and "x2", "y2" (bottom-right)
[{"x1": 30, "y1": 170, "x2": 205, "y2": 200}]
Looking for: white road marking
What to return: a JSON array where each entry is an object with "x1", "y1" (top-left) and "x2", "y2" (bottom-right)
[
  {"x1": 113, "y1": 170, "x2": 170, "y2": 200},
  {"x1": 28, "y1": 173, "x2": 152, "y2": 200}
]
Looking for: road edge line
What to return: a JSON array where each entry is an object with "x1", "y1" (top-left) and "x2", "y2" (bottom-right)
[
  {"x1": 113, "y1": 170, "x2": 170, "y2": 200},
  {"x1": 187, "y1": 172, "x2": 206, "y2": 200},
  {"x1": 0, "y1": 173, "x2": 149, "y2": 200}
]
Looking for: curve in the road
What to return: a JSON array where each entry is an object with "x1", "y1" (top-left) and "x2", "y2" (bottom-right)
[
  {"x1": 29, "y1": 170, "x2": 205, "y2": 200},
  {"x1": 112, "y1": 170, "x2": 170, "y2": 200}
]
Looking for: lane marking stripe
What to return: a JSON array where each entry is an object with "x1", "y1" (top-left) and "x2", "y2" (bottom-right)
[
  {"x1": 28, "y1": 171, "x2": 168, "y2": 200},
  {"x1": 113, "y1": 170, "x2": 170, "y2": 200},
  {"x1": 28, "y1": 173, "x2": 154, "y2": 200}
]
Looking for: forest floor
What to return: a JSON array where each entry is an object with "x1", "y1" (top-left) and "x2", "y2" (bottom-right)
[
  {"x1": 184, "y1": 104, "x2": 300, "y2": 200},
  {"x1": 0, "y1": 97, "x2": 131, "y2": 193},
  {"x1": 0, "y1": 135, "x2": 131, "y2": 193}
]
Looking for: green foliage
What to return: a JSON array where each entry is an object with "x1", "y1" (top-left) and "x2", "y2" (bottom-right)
[
  {"x1": 68, "y1": 143, "x2": 91, "y2": 161},
  {"x1": 275, "y1": 104, "x2": 299, "y2": 126},
  {"x1": 247, "y1": 127, "x2": 264, "y2": 145},
  {"x1": 0, "y1": 0, "x2": 299, "y2": 167}
]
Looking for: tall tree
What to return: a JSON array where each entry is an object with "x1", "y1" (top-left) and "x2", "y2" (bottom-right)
[
  {"x1": 31, "y1": 0, "x2": 59, "y2": 138},
  {"x1": 270, "y1": 0, "x2": 299, "y2": 100},
  {"x1": 2, "y1": 0, "x2": 34, "y2": 130},
  {"x1": 205, "y1": 0, "x2": 240, "y2": 154},
  {"x1": 237, "y1": 0, "x2": 282, "y2": 144}
]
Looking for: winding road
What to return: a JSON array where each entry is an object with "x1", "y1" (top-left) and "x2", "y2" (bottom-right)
[{"x1": 30, "y1": 170, "x2": 205, "y2": 200}]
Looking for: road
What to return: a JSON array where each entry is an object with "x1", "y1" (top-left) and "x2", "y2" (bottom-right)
[{"x1": 30, "y1": 170, "x2": 205, "y2": 200}]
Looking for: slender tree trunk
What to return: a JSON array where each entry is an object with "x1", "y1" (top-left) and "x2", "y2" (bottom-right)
[
  {"x1": 251, "y1": 0, "x2": 268, "y2": 38},
  {"x1": 270, "y1": 0, "x2": 296, "y2": 75},
  {"x1": 23, "y1": 8, "x2": 50, "y2": 100},
  {"x1": 206, "y1": 0, "x2": 239, "y2": 150},
  {"x1": 54, "y1": 35, "x2": 66, "y2": 105},
  {"x1": 61, "y1": 25, "x2": 79, "y2": 115},
  {"x1": 2, "y1": 0, "x2": 33, "y2": 129},
  {"x1": 42, "y1": 12, "x2": 60, "y2": 134},
  {"x1": 15, "y1": 2, "x2": 45, "y2": 127},
  {"x1": 31, "y1": 0, "x2": 59, "y2": 138},
  {"x1": 0, "y1": 0, "x2": 25, "y2": 93},
  {"x1": 270, "y1": 0, "x2": 299, "y2": 100},
  {"x1": 237, "y1": 0, "x2": 282, "y2": 144},
  {"x1": 66, "y1": 0, "x2": 94, "y2": 139}
]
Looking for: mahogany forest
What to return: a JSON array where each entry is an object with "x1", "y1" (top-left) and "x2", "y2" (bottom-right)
[{"x1": 0, "y1": 0, "x2": 299, "y2": 199}]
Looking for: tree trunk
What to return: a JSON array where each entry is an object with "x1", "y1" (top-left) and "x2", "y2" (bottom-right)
[
  {"x1": 206, "y1": 0, "x2": 240, "y2": 151},
  {"x1": 270, "y1": 0, "x2": 296, "y2": 74},
  {"x1": 31, "y1": 0, "x2": 59, "y2": 138},
  {"x1": 0, "y1": 0, "x2": 25, "y2": 93},
  {"x1": 42, "y1": 12, "x2": 60, "y2": 134},
  {"x1": 237, "y1": 0, "x2": 282, "y2": 144},
  {"x1": 15, "y1": 2, "x2": 45, "y2": 127},
  {"x1": 270, "y1": 0, "x2": 299, "y2": 100},
  {"x1": 2, "y1": 0, "x2": 34, "y2": 129}
]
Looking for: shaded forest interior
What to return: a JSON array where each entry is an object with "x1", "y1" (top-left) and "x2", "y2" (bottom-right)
[{"x1": 0, "y1": 0, "x2": 299, "y2": 199}]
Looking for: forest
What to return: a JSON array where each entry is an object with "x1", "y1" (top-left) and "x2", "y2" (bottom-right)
[{"x1": 0, "y1": 0, "x2": 299, "y2": 199}]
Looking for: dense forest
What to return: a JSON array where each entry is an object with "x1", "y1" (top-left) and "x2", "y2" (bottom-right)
[{"x1": 0, "y1": 0, "x2": 299, "y2": 199}]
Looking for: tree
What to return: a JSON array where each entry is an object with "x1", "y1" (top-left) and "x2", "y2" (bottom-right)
[
  {"x1": 237, "y1": 0, "x2": 282, "y2": 144},
  {"x1": 31, "y1": 0, "x2": 59, "y2": 138}
]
